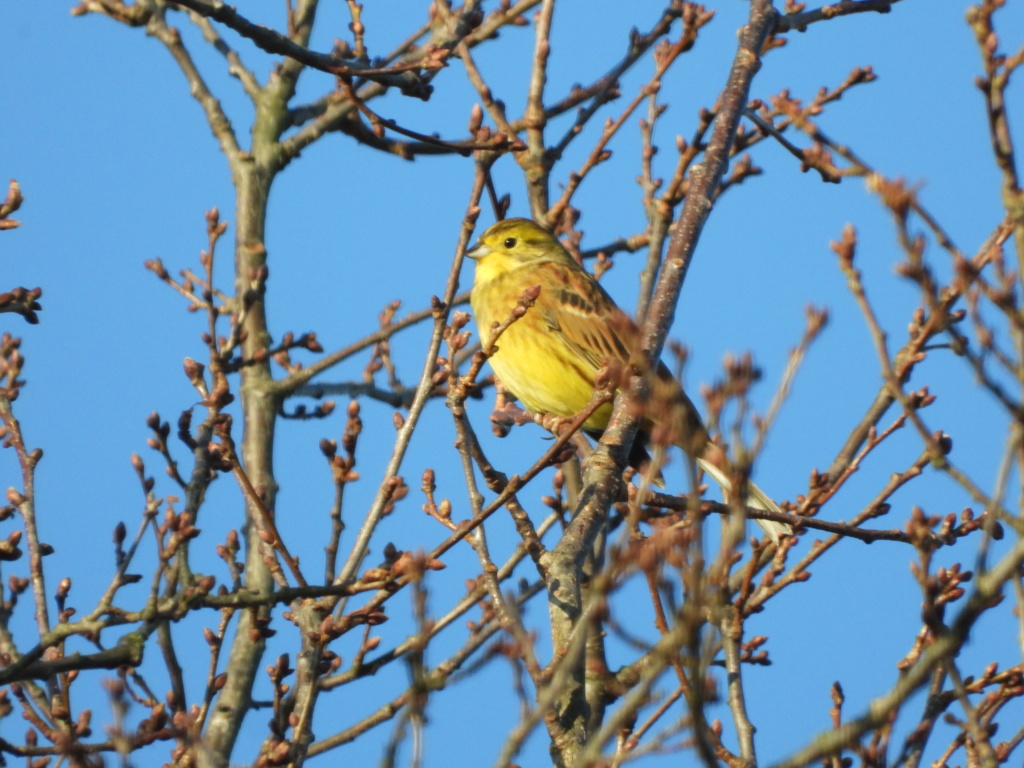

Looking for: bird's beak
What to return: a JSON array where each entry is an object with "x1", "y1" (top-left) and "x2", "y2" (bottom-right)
[{"x1": 465, "y1": 241, "x2": 490, "y2": 261}]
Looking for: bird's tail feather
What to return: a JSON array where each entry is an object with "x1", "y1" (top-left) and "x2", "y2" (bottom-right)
[{"x1": 696, "y1": 458, "x2": 790, "y2": 545}]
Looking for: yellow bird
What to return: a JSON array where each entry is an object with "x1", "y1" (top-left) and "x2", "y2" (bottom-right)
[{"x1": 467, "y1": 218, "x2": 790, "y2": 544}]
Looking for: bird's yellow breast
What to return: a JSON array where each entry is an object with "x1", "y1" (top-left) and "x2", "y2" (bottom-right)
[{"x1": 471, "y1": 259, "x2": 612, "y2": 432}]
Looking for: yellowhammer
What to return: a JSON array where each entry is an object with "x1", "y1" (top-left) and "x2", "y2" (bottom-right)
[{"x1": 467, "y1": 218, "x2": 790, "y2": 544}]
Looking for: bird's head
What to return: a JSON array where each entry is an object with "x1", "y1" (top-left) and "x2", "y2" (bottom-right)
[{"x1": 466, "y1": 218, "x2": 574, "y2": 272}]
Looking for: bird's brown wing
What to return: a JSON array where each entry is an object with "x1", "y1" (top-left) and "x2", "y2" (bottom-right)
[
  {"x1": 532, "y1": 260, "x2": 637, "y2": 373},
  {"x1": 537, "y1": 261, "x2": 714, "y2": 452}
]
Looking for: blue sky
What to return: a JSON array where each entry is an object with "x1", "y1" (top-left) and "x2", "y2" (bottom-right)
[{"x1": 1, "y1": 1, "x2": 1021, "y2": 765}]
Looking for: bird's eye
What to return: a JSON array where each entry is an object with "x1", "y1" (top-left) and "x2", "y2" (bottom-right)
[{"x1": 503, "y1": 237, "x2": 517, "y2": 249}]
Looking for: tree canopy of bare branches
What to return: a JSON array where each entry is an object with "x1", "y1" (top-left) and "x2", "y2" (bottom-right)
[{"x1": 0, "y1": 1, "x2": 1022, "y2": 767}]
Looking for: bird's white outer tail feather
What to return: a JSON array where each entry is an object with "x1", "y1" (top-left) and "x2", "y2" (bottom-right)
[{"x1": 696, "y1": 458, "x2": 790, "y2": 545}]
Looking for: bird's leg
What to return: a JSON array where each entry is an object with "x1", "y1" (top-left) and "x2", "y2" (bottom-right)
[{"x1": 534, "y1": 411, "x2": 579, "y2": 437}]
